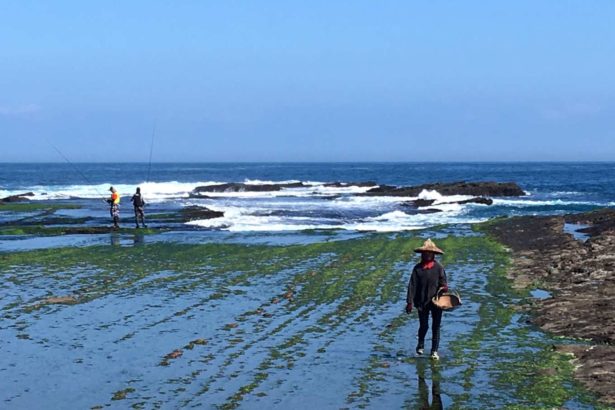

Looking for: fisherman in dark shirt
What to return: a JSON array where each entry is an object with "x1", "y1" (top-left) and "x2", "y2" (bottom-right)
[
  {"x1": 406, "y1": 239, "x2": 448, "y2": 360},
  {"x1": 130, "y1": 187, "x2": 146, "y2": 228}
]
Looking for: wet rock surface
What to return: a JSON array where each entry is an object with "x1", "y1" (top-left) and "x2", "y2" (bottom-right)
[
  {"x1": 484, "y1": 209, "x2": 615, "y2": 405},
  {"x1": 180, "y1": 206, "x2": 224, "y2": 221}
]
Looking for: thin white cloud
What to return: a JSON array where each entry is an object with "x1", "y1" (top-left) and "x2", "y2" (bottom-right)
[
  {"x1": 0, "y1": 103, "x2": 41, "y2": 116},
  {"x1": 540, "y1": 102, "x2": 602, "y2": 121}
]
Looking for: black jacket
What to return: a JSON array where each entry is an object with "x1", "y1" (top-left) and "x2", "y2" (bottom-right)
[
  {"x1": 131, "y1": 193, "x2": 145, "y2": 208},
  {"x1": 407, "y1": 261, "x2": 447, "y2": 309}
]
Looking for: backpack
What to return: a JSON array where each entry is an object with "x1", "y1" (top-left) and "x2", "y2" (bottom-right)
[{"x1": 132, "y1": 193, "x2": 145, "y2": 207}]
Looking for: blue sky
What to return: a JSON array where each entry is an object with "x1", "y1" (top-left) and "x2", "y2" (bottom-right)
[{"x1": 1, "y1": 1, "x2": 614, "y2": 161}]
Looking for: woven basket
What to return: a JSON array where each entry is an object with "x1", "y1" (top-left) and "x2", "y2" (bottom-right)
[{"x1": 432, "y1": 289, "x2": 462, "y2": 310}]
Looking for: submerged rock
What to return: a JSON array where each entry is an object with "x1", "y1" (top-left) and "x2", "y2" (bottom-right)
[
  {"x1": 159, "y1": 349, "x2": 183, "y2": 366},
  {"x1": 40, "y1": 295, "x2": 79, "y2": 305},
  {"x1": 184, "y1": 338, "x2": 208, "y2": 350}
]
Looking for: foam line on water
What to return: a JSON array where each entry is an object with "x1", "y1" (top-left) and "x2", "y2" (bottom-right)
[{"x1": 492, "y1": 198, "x2": 599, "y2": 207}]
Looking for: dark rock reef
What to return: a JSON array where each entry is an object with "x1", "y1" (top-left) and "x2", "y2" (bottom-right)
[
  {"x1": 483, "y1": 208, "x2": 615, "y2": 405},
  {"x1": 192, "y1": 182, "x2": 306, "y2": 194},
  {"x1": 362, "y1": 181, "x2": 525, "y2": 197},
  {"x1": 323, "y1": 181, "x2": 377, "y2": 188},
  {"x1": 190, "y1": 181, "x2": 524, "y2": 199},
  {"x1": 181, "y1": 206, "x2": 224, "y2": 222},
  {"x1": 402, "y1": 196, "x2": 493, "y2": 209},
  {"x1": 1, "y1": 192, "x2": 35, "y2": 202}
]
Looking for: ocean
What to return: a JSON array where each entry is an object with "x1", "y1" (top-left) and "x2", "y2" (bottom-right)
[{"x1": 1, "y1": 162, "x2": 613, "y2": 233}]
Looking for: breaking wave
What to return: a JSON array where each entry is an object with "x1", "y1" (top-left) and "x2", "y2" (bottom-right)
[{"x1": 1, "y1": 178, "x2": 608, "y2": 233}]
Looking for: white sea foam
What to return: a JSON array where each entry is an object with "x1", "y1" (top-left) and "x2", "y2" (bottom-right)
[
  {"x1": 192, "y1": 184, "x2": 375, "y2": 199},
  {"x1": 492, "y1": 198, "x2": 597, "y2": 207},
  {"x1": 2, "y1": 179, "x2": 368, "y2": 202},
  {"x1": 186, "y1": 212, "x2": 339, "y2": 232},
  {"x1": 243, "y1": 179, "x2": 303, "y2": 185},
  {"x1": 331, "y1": 195, "x2": 415, "y2": 205},
  {"x1": 418, "y1": 189, "x2": 443, "y2": 201},
  {"x1": 185, "y1": 196, "x2": 479, "y2": 232},
  {"x1": 424, "y1": 203, "x2": 463, "y2": 213},
  {"x1": 3, "y1": 178, "x2": 603, "y2": 233},
  {"x1": 418, "y1": 189, "x2": 480, "y2": 205},
  {"x1": 1, "y1": 181, "x2": 224, "y2": 201},
  {"x1": 366, "y1": 210, "x2": 411, "y2": 221},
  {"x1": 544, "y1": 191, "x2": 583, "y2": 197}
]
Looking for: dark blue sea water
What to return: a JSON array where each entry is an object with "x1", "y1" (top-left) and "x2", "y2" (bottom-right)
[{"x1": 1, "y1": 162, "x2": 614, "y2": 234}]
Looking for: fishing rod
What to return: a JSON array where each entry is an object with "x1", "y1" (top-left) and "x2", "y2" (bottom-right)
[
  {"x1": 146, "y1": 120, "x2": 156, "y2": 183},
  {"x1": 50, "y1": 143, "x2": 108, "y2": 203}
]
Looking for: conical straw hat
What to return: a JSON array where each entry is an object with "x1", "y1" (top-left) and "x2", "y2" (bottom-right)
[{"x1": 414, "y1": 239, "x2": 444, "y2": 254}]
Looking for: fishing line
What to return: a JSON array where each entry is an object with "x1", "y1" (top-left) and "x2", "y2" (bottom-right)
[
  {"x1": 50, "y1": 143, "x2": 107, "y2": 202},
  {"x1": 146, "y1": 120, "x2": 156, "y2": 184}
]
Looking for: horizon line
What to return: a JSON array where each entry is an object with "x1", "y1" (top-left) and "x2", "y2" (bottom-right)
[{"x1": 1, "y1": 160, "x2": 615, "y2": 165}]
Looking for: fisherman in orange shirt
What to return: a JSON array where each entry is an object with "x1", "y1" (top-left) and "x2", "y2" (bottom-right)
[{"x1": 107, "y1": 186, "x2": 120, "y2": 229}]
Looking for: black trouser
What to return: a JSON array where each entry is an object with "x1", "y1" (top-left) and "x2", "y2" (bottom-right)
[
  {"x1": 417, "y1": 302, "x2": 443, "y2": 353},
  {"x1": 133, "y1": 206, "x2": 145, "y2": 226}
]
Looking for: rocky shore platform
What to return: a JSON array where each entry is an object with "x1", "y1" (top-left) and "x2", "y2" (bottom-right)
[{"x1": 483, "y1": 208, "x2": 615, "y2": 405}]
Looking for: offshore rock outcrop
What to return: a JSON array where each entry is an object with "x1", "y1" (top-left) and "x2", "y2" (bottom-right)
[
  {"x1": 190, "y1": 181, "x2": 378, "y2": 196},
  {"x1": 483, "y1": 208, "x2": 615, "y2": 405},
  {"x1": 361, "y1": 181, "x2": 525, "y2": 196},
  {"x1": 192, "y1": 182, "x2": 306, "y2": 194},
  {"x1": 362, "y1": 181, "x2": 525, "y2": 197},
  {"x1": 402, "y1": 196, "x2": 493, "y2": 209},
  {"x1": 1, "y1": 192, "x2": 35, "y2": 202},
  {"x1": 181, "y1": 206, "x2": 224, "y2": 222},
  {"x1": 190, "y1": 181, "x2": 524, "y2": 198}
]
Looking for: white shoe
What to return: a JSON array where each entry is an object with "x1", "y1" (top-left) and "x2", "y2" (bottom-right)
[{"x1": 430, "y1": 351, "x2": 439, "y2": 360}]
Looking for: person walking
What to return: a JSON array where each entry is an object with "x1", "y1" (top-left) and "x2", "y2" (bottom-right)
[
  {"x1": 107, "y1": 186, "x2": 120, "y2": 229},
  {"x1": 406, "y1": 239, "x2": 448, "y2": 360},
  {"x1": 131, "y1": 187, "x2": 146, "y2": 228}
]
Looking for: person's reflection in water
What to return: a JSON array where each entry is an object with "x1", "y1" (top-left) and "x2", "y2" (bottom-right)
[
  {"x1": 110, "y1": 232, "x2": 121, "y2": 246},
  {"x1": 415, "y1": 359, "x2": 443, "y2": 409},
  {"x1": 133, "y1": 231, "x2": 145, "y2": 246}
]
